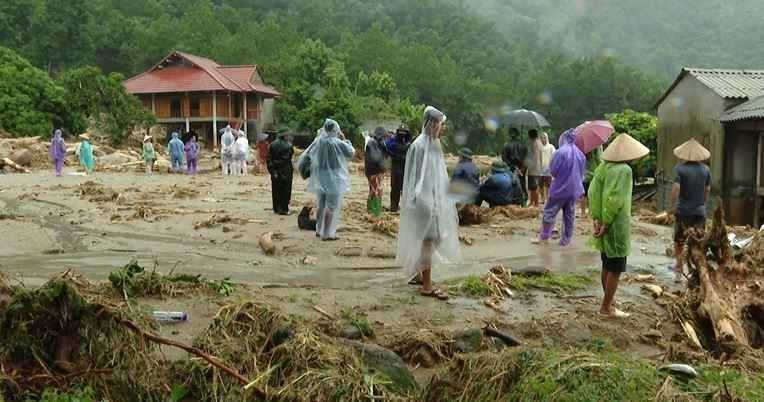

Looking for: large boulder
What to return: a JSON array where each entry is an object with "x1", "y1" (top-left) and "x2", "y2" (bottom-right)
[
  {"x1": 0, "y1": 139, "x2": 13, "y2": 159},
  {"x1": 339, "y1": 339, "x2": 417, "y2": 393},
  {"x1": 10, "y1": 149, "x2": 34, "y2": 166},
  {"x1": 98, "y1": 145, "x2": 116, "y2": 155}
]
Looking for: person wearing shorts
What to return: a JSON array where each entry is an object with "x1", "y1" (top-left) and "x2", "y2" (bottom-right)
[
  {"x1": 588, "y1": 133, "x2": 649, "y2": 318},
  {"x1": 667, "y1": 138, "x2": 711, "y2": 283},
  {"x1": 526, "y1": 129, "x2": 543, "y2": 207}
]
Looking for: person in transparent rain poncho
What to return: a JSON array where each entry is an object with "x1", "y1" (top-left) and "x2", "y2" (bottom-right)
[
  {"x1": 167, "y1": 132, "x2": 185, "y2": 173},
  {"x1": 296, "y1": 119, "x2": 355, "y2": 241},
  {"x1": 220, "y1": 125, "x2": 236, "y2": 175},
  {"x1": 531, "y1": 128, "x2": 585, "y2": 246},
  {"x1": 234, "y1": 129, "x2": 249, "y2": 175},
  {"x1": 396, "y1": 106, "x2": 460, "y2": 301}
]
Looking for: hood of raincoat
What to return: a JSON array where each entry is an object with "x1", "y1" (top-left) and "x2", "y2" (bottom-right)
[
  {"x1": 172, "y1": 132, "x2": 179, "y2": 139},
  {"x1": 395, "y1": 106, "x2": 460, "y2": 280},
  {"x1": 548, "y1": 128, "x2": 585, "y2": 199}
]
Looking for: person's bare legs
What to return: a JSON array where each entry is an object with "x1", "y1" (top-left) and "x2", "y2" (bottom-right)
[
  {"x1": 530, "y1": 190, "x2": 539, "y2": 207},
  {"x1": 580, "y1": 196, "x2": 588, "y2": 216},
  {"x1": 421, "y1": 267, "x2": 433, "y2": 292},
  {"x1": 600, "y1": 270, "x2": 623, "y2": 315}
]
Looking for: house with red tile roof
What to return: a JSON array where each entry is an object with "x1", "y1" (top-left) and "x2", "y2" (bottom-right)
[{"x1": 123, "y1": 50, "x2": 281, "y2": 148}]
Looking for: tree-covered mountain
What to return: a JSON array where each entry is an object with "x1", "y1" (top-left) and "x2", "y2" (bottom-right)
[
  {"x1": 465, "y1": 0, "x2": 764, "y2": 79},
  {"x1": 1, "y1": 0, "x2": 670, "y2": 152}
]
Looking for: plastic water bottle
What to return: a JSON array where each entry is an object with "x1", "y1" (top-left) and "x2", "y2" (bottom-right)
[{"x1": 151, "y1": 311, "x2": 188, "y2": 322}]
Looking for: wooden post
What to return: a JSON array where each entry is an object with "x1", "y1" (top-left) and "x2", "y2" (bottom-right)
[
  {"x1": 212, "y1": 90, "x2": 218, "y2": 148},
  {"x1": 151, "y1": 94, "x2": 156, "y2": 114},
  {"x1": 185, "y1": 118, "x2": 190, "y2": 134},
  {"x1": 228, "y1": 92, "x2": 232, "y2": 124},
  {"x1": 243, "y1": 93, "x2": 248, "y2": 135}
]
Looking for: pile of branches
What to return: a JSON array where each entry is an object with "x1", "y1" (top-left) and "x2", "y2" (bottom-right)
[
  {"x1": 193, "y1": 213, "x2": 253, "y2": 230},
  {"x1": 363, "y1": 214, "x2": 399, "y2": 236},
  {"x1": 74, "y1": 181, "x2": 121, "y2": 203},
  {"x1": 0, "y1": 271, "x2": 165, "y2": 401},
  {"x1": 637, "y1": 209, "x2": 672, "y2": 226}
]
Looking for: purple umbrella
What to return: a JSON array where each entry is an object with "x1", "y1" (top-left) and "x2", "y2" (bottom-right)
[{"x1": 574, "y1": 120, "x2": 614, "y2": 153}]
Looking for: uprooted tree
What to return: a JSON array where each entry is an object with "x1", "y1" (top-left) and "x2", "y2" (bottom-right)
[{"x1": 681, "y1": 204, "x2": 764, "y2": 365}]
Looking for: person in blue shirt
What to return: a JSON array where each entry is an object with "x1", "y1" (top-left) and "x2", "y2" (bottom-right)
[
  {"x1": 167, "y1": 132, "x2": 185, "y2": 173},
  {"x1": 475, "y1": 161, "x2": 523, "y2": 207},
  {"x1": 451, "y1": 147, "x2": 480, "y2": 191}
]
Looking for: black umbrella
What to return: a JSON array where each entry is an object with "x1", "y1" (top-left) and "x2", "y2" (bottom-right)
[{"x1": 503, "y1": 109, "x2": 551, "y2": 127}]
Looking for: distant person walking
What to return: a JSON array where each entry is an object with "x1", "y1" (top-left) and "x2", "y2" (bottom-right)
[
  {"x1": 501, "y1": 127, "x2": 528, "y2": 204},
  {"x1": 532, "y1": 129, "x2": 585, "y2": 246},
  {"x1": 168, "y1": 132, "x2": 185, "y2": 174},
  {"x1": 49, "y1": 129, "x2": 67, "y2": 177},
  {"x1": 385, "y1": 124, "x2": 413, "y2": 213},
  {"x1": 364, "y1": 126, "x2": 388, "y2": 216},
  {"x1": 257, "y1": 133, "x2": 269, "y2": 175},
  {"x1": 667, "y1": 138, "x2": 711, "y2": 283},
  {"x1": 184, "y1": 133, "x2": 200, "y2": 175},
  {"x1": 539, "y1": 132, "x2": 556, "y2": 202},
  {"x1": 297, "y1": 119, "x2": 355, "y2": 240},
  {"x1": 526, "y1": 129, "x2": 544, "y2": 207},
  {"x1": 234, "y1": 129, "x2": 249, "y2": 175},
  {"x1": 141, "y1": 135, "x2": 156, "y2": 175},
  {"x1": 77, "y1": 133, "x2": 93, "y2": 174},
  {"x1": 588, "y1": 133, "x2": 649, "y2": 318},
  {"x1": 266, "y1": 127, "x2": 295, "y2": 215},
  {"x1": 397, "y1": 106, "x2": 460, "y2": 301},
  {"x1": 220, "y1": 125, "x2": 236, "y2": 175}
]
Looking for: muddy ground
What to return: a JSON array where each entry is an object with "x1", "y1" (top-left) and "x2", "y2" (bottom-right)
[{"x1": 1, "y1": 160, "x2": 693, "y2": 384}]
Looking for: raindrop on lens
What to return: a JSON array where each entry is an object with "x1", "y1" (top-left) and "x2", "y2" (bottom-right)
[
  {"x1": 454, "y1": 131, "x2": 467, "y2": 146},
  {"x1": 483, "y1": 117, "x2": 499, "y2": 132}
]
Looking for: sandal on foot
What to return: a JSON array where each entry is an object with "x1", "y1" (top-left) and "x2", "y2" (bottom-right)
[
  {"x1": 322, "y1": 237, "x2": 340, "y2": 241},
  {"x1": 530, "y1": 238, "x2": 548, "y2": 245},
  {"x1": 421, "y1": 288, "x2": 449, "y2": 300}
]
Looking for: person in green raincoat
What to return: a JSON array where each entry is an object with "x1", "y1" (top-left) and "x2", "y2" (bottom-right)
[
  {"x1": 141, "y1": 134, "x2": 156, "y2": 175},
  {"x1": 77, "y1": 133, "x2": 94, "y2": 173},
  {"x1": 588, "y1": 133, "x2": 648, "y2": 318}
]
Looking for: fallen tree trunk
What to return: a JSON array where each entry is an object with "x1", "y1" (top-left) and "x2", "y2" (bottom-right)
[
  {"x1": 1, "y1": 157, "x2": 30, "y2": 173},
  {"x1": 684, "y1": 204, "x2": 764, "y2": 350}
]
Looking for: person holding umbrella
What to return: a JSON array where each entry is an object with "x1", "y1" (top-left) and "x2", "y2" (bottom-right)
[
  {"x1": 526, "y1": 129, "x2": 544, "y2": 207},
  {"x1": 532, "y1": 128, "x2": 585, "y2": 246},
  {"x1": 575, "y1": 120, "x2": 613, "y2": 216},
  {"x1": 588, "y1": 133, "x2": 649, "y2": 318},
  {"x1": 667, "y1": 138, "x2": 711, "y2": 283},
  {"x1": 385, "y1": 124, "x2": 413, "y2": 213},
  {"x1": 501, "y1": 127, "x2": 528, "y2": 203}
]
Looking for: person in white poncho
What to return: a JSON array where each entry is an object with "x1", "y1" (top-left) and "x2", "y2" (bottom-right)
[
  {"x1": 220, "y1": 125, "x2": 236, "y2": 175},
  {"x1": 396, "y1": 106, "x2": 460, "y2": 300},
  {"x1": 297, "y1": 118, "x2": 356, "y2": 241},
  {"x1": 234, "y1": 129, "x2": 249, "y2": 175}
]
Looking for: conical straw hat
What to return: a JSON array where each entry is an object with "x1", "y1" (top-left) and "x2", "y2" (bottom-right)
[
  {"x1": 78, "y1": 133, "x2": 90, "y2": 140},
  {"x1": 143, "y1": 135, "x2": 152, "y2": 142},
  {"x1": 673, "y1": 138, "x2": 710, "y2": 161},
  {"x1": 601, "y1": 133, "x2": 649, "y2": 162}
]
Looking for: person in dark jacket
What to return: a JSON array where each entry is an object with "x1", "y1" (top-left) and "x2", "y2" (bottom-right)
[
  {"x1": 502, "y1": 127, "x2": 529, "y2": 203},
  {"x1": 365, "y1": 126, "x2": 388, "y2": 216},
  {"x1": 385, "y1": 123, "x2": 413, "y2": 212},
  {"x1": 475, "y1": 161, "x2": 522, "y2": 207},
  {"x1": 266, "y1": 126, "x2": 295, "y2": 215},
  {"x1": 451, "y1": 147, "x2": 480, "y2": 191}
]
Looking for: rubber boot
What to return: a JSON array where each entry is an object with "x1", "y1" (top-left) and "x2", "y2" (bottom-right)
[
  {"x1": 366, "y1": 197, "x2": 374, "y2": 215},
  {"x1": 370, "y1": 196, "x2": 382, "y2": 217}
]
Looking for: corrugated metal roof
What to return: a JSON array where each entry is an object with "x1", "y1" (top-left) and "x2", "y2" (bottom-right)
[
  {"x1": 653, "y1": 67, "x2": 764, "y2": 109},
  {"x1": 686, "y1": 68, "x2": 764, "y2": 99},
  {"x1": 716, "y1": 95, "x2": 764, "y2": 122},
  {"x1": 123, "y1": 51, "x2": 281, "y2": 97}
]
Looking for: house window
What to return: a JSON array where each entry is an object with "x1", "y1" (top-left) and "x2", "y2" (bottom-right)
[
  {"x1": 190, "y1": 98, "x2": 200, "y2": 117},
  {"x1": 170, "y1": 99, "x2": 181, "y2": 118}
]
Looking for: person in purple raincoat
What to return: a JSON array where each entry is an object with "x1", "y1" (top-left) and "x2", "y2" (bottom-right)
[
  {"x1": 184, "y1": 133, "x2": 200, "y2": 175},
  {"x1": 49, "y1": 129, "x2": 67, "y2": 177},
  {"x1": 532, "y1": 128, "x2": 585, "y2": 246}
]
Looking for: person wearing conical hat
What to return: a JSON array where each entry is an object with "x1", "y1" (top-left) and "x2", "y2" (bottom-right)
[
  {"x1": 667, "y1": 138, "x2": 711, "y2": 283},
  {"x1": 141, "y1": 134, "x2": 156, "y2": 175},
  {"x1": 257, "y1": 132, "x2": 270, "y2": 175},
  {"x1": 77, "y1": 133, "x2": 94, "y2": 174},
  {"x1": 588, "y1": 133, "x2": 649, "y2": 318},
  {"x1": 364, "y1": 126, "x2": 389, "y2": 216}
]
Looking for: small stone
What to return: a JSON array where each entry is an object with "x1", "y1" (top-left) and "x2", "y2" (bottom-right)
[
  {"x1": 222, "y1": 226, "x2": 232, "y2": 233},
  {"x1": 413, "y1": 347, "x2": 436, "y2": 368},
  {"x1": 450, "y1": 328, "x2": 483, "y2": 353},
  {"x1": 643, "y1": 329, "x2": 663, "y2": 339},
  {"x1": 339, "y1": 325, "x2": 363, "y2": 340}
]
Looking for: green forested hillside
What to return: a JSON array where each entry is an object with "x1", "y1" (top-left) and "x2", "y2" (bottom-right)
[
  {"x1": 465, "y1": 0, "x2": 764, "y2": 78},
  {"x1": 0, "y1": 0, "x2": 671, "y2": 152}
]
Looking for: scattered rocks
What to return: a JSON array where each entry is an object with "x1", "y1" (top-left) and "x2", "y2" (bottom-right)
[
  {"x1": 643, "y1": 329, "x2": 663, "y2": 339},
  {"x1": 413, "y1": 347, "x2": 436, "y2": 368},
  {"x1": 339, "y1": 325, "x2": 363, "y2": 340},
  {"x1": 339, "y1": 339, "x2": 417, "y2": 392},
  {"x1": 450, "y1": 328, "x2": 483, "y2": 353}
]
